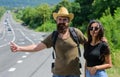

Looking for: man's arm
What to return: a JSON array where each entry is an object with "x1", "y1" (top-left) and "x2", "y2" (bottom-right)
[
  {"x1": 74, "y1": 28, "x2": 88, "y2": 45},
  {"x1": 10, "y1": 42, "x2": 47, "y2": 52}
]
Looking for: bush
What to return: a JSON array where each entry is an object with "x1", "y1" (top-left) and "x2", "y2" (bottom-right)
[{"x1": 35, "y1": 21, "x2": 56, "y2": 32}]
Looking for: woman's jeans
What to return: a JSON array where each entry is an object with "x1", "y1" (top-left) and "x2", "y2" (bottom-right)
[
  {"x1": 86, "y1": 69, "x2": 108, "y2": 77},
  {"x1": 53, "y1": 75, "x2": 80, "y2": 77}
]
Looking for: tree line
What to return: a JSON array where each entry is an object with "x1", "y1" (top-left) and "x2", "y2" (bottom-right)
[{"x1": 0, "y1": 7, "x2": 6, "y2": 18}]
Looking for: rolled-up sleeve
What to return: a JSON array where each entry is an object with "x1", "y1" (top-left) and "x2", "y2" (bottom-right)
[
  {"x1": 74, "y1": 28, "x2": 87, "y2": 44},
  {"x1": 41, "y1": 33, "x2": 53, "y2": 48}
]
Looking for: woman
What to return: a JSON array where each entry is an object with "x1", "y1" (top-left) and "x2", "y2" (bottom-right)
[{"x1": 84, "y1": 20, "x2": 112, "y2": 77}]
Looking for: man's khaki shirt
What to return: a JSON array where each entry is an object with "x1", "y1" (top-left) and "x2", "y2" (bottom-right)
[{"x1": 42, "y1": 28, "x2": 87, "y2": 75}]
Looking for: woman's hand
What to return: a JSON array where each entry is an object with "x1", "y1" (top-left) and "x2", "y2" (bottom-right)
[{"x1": 89, "y1": 66, "x2": 98, "y2": 75}]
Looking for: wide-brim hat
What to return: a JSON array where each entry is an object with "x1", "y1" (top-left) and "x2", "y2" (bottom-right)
[{"x1": 53, "y1": 7, "x2": 74, "y2": 21}]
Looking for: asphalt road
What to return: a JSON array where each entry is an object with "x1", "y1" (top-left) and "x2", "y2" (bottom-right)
[{"x1": 0, "y1": 11, "x2": 85, "y2": 77}]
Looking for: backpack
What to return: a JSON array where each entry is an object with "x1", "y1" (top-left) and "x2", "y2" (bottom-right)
[{"x1": 51, "y1": 27, "x2": 82, "y2": 68}]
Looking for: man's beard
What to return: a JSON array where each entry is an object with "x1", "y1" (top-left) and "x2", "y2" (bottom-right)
[{"x1": 57, "y1": 23, "x2": 69, "y2": 34}]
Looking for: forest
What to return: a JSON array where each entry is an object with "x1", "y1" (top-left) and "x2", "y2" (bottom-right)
[{"x1": 0, "y1": 0, "x2": 120, "y2": 77}]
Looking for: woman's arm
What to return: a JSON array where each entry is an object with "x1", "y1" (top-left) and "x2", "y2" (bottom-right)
[
  {"x1": 95, "y1": 54, "x2": 112, "y2": 70},
  {"x1": 89, "y1": 54, "x2": 112, "y2": 75}
]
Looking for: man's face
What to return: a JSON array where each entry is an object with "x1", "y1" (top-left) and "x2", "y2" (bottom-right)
[
  {"x1": 56, "y1": 16, "x2": 69, "y2": 24},
  {"x1": 56, "y1": 16, "x2": 69, "y2": 34}
]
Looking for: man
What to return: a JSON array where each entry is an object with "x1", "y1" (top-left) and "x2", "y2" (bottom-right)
[{"x1": 10, "y1": 7, "x2": 87, "y2": 77}]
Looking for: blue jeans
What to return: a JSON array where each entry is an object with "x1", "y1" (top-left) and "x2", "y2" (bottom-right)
[
  {"x1": 86, "y1": 69, "x2": 108, "y2": 77},
  {"x1": 53, "y1": 74, "x2": 80, "y2": 77}
]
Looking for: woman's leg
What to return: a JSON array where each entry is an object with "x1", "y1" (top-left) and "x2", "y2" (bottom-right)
[
  {"x1": 95, "y1": 70, "x2": 108, "y2": 77},
  {"x1": 85, "y1": 69, "x2": 108, "y2": 77},
  {"x1": 86, "y1": 69, "x2": 93, "y2": 77}
]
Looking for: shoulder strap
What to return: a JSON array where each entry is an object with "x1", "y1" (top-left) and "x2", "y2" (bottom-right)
[
  {"x1": 69, "y1": 27, "x2": 81, "y2": 57},
  {"x1": 52, "y1": 31, "x2": 58, "y2": 59},
  {"x1": 52, "y1": 31, "x2": 58, "y2": 50}
]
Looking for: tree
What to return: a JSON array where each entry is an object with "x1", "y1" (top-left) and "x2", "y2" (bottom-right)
[
  {"x1": 0, "y1": 7, "x2": 6, "y2": 18},
  {"x1": 21, "y1": 4, "x2": 52, "y2": 29},
  {"x1": 35, "y1": 4, "x2": 52, "y2": 31},
  {"x1": 21, "y1": 7, "x2": 33, "y2": 25},
  {"x1": 70, "y1": 2, "x2": 81, "y2": 27},
  {"x1": 54, "y1": 0, "x2": 72, "y2": 12},
  {"x1": 74, "y1": 0, "x2": 94, "y2": 25},
  {"x1": 74, "y1": 0, "x2": 120, "y2": 26}
]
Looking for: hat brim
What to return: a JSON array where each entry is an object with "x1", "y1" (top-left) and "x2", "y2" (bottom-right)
[{"x1": 53, "y1": 13, "x2": 74, "y2": 21}]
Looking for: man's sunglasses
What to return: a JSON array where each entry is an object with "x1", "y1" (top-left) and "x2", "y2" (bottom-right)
[{"x1": 89, "y1": 27, "x2": 99, "y2": 31}]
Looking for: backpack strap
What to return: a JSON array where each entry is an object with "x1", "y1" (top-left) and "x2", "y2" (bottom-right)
[
  {"x1": 69, "y1": 27, "x2": 81, "y2": 57},
  {"x1": 52, "y1": 31, "x2": 58, "y2": 59},
  {"x1": 69, "y1": 27, "x2": 82, "y2": 68}
]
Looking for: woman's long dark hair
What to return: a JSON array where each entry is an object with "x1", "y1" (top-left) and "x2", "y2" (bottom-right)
[{"x1": 87, "y1": 20, "x2": 104, "y2": 43}]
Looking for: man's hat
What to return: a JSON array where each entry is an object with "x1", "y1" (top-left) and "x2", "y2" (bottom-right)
[{"x1": 53, "y1": 7, "x2": 74, "y2": 21}]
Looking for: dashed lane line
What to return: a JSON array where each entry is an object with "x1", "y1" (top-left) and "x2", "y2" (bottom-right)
[
  {"x1": 22, "y1": 55, "x2": 27, "y2": 58},
  {"x1": 17, "y1": 60, "x2": 23, "y2": 64},
  {"x1": 8, "y1": 53, "x2": 29, "y2": 73},
  {"x1": 8, "y1": 68, "x2": 16, "y2": 72}
]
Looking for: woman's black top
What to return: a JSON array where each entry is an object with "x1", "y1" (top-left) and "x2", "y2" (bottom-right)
[{"x1": 84, "y1": 41, "x2": 110, "y2": 67}]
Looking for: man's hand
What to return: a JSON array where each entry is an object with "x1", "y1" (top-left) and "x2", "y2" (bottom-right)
[
  {"x1": 10, "y1": 42, "x2": 20, "y2": 52},
  {"x1": 101, "y1": 37, "x2": 107, "y2": 42}
]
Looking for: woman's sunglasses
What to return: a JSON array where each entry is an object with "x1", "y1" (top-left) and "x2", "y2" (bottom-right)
[{"x1": 89, "y1": 27, "x2": 99, "y2": 31}]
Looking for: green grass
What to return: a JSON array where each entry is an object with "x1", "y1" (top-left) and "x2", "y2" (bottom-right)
[
  {"x1": 107, "y1": 66, "x2": 120, "y2": 77},
  {"x1": 107, "y1": 51, "x2": 120, "y2": 77}
]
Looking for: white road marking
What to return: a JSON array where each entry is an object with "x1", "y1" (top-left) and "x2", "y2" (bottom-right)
[
  {"x1": 0, "y1": 18, "x2": 15, "y2": 48},
  {"x1": 18, "y1": 42, "x2": 25, "y2": 45},
  {"x1": 19, "y1": 29, "x2": 35, "y2": 44},
  {"x1": 25, "y1": 52, "x2": 30, "y2": 55},
  {"x1": 0, "y1": 26, "x2": 5, "y2": 40},
  {"x1": 22, "y1": 55, "x2": 27, "y2": 58},
  {"x1": 17, "y1": 60, "x2": 23, "y2": 63},
  {"x1": 8, "y1": 67, "x2": 16, "y2": 72}
]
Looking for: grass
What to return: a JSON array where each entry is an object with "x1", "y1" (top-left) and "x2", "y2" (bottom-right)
[
  {"x1": 107, "y1": 50, "x2": 120, "y2": 77},
  {"x1": 107, "y1": 66, "x2": 120, "y2": 77}
]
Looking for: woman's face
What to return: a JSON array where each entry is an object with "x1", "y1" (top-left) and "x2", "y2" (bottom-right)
[{"x1": 89, "y1": 23, "x2": 100, "y2": 37}]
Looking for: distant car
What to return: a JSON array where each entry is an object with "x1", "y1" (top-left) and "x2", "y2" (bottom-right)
[
  {"x1": 8, "y1": 28, "x2": 11, "y2": 31},
  {"x1": 21, "y1": 23, "x2": 27, "y2": 26},
  {"x1": 5, "y1": 19, "x2": 7, "y2": 22}
]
